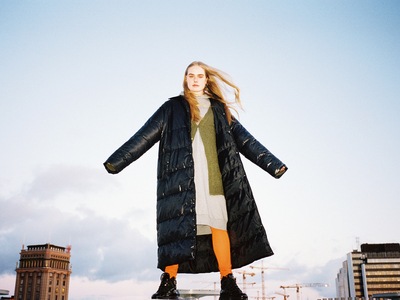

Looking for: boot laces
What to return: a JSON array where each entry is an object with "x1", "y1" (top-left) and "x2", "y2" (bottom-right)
[{"x1": 156, "y1": 273, "x2": 176, "y2": 293}]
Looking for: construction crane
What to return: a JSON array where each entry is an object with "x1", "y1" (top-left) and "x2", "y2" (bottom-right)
[
  {"x1": 242, "y1": 282, "x2": 257, "y2": 294},
  {"x1": 234, "y1": 270, "x2": 256, "y2": 293},
  {"x1": 251, "y1": 292, "x2": 277, "y2": 300},
  {"x1": 275, "y1": 291, "x2": 290, "y2": 300},
  {"x1": 250, "y1": 260, "x2": 290, "y2": 299},
  {"x1": 280, "y1": 283, "x2": 330, "y2": 300}
]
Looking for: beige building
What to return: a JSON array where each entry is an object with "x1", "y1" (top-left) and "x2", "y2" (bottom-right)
[
  {"x1": 14, "y1": 243, "x2": 72, "y2": 300},
  {"x1": 336, "y1": 243, "x2": 400, "y2": 299}
]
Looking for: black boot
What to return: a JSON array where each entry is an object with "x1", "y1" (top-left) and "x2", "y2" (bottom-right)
[
  {"x1": 220, "y1": 274, "x2": 248, "y2": 300},
  {"x1": 151, "y1": 273, "x2": 180, "y2": 299}
]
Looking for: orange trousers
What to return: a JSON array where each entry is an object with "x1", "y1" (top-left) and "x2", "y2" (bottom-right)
[{"x1": 165, "y1": 227, "x2": 232, "y2": 279}]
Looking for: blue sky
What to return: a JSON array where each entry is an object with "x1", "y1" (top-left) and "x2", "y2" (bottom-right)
[{"x1": 1, "y1": 1, "x2": 399, "y2": 299}]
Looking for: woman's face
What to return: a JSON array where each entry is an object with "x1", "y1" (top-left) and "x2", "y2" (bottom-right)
[{"x1": 186, "y1": 65, "x2": 207, "y2": 96}]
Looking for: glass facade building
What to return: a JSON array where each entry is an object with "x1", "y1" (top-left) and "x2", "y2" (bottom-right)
[{"x1": 336, "y1": 243, "x2": 400, "y2": 299}]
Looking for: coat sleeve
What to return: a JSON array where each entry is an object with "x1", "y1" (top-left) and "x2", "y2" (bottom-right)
[
  {"x1": 230, "y1": 118, "x2": 287, "y2": 178},
  {"x1": 103, "y1": 105, "x2": 165, "y2": 174}
]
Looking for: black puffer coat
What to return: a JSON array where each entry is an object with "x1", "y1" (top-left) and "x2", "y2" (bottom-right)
[{"x1": 104, "y1": 95, "x2": 287, "y2": 273}]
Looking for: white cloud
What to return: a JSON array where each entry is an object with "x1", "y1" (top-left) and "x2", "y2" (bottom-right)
[
  {"x1": 0, "y1": 180, "x2": 158, "y2": 282},
  {"x1": 68, "y1": 277, "x2": 158, "y2": 300},
  {"x1": 26, "y1": 165, "x2": 118, "y2": 202}
]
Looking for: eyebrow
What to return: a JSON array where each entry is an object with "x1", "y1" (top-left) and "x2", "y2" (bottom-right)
[{"x1": 187, "y1": 73, "x2": 205, "y2": 76}]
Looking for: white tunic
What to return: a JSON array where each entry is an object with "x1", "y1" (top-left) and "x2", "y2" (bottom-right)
[{"x1": 193, "y1": 95, "x2": 228, "y2": 235}]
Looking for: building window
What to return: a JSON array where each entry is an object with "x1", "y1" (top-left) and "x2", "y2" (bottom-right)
[
  {"x1": 37, "y1": 286, "x2": 40, "y2": 292},
  {"x1": 63, "y1": 281, "x2": 65, "y2": 286},
  {"x1": 38, "y1": 272, "x2": 41, "y2": 277},
  {"x1": 57, "y1": 280, "x2": 59, "y2": 285},
  {"x1": 62, "y1": 288, "x2": 65, "y2": 293},
  {"x1": 30, "y1": 272, "x2": 33, "y2": 277},
  {"x1": 27, "y1": 295, "x2": 31, "y2": 300},
  {"x1": 21, "y1": 273, "x2": 25, "y2": 277},
  {"x1": 19, "y1": 295, "x2": 22, "y2": 299},
  {"x1": 28, "y1": 286, "x2": 31, "y2": 292},
  {"x1": 56, "y1": 288, "x2": 59, "y2": 293},
  {"x1": 36, "y1": 294, "x2": 39, "y2": 300},
  {"x1": 21, "y1": 279, "x2": 24, "y2": 284},
  {"x1": 48, "y1": 287, "x2": 51, "y2": 293},
  {"x1": 37, "y1": 278, "x2": 41, "y2": 284}
]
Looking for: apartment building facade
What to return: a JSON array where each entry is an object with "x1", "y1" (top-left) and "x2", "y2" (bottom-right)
[
  {"x1": 14, "y1": 243, "x2": 72, "y2": 300},
  {"x1": 336, "y1": 243, "x2": 400, "y2": 299}
]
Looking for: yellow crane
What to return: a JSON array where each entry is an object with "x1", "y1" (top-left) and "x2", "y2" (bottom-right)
[
  {"x1": 252, "y1": 293, "x2": 277, "y2": 300},
  {"x1": 234, "y1": 270, "x2": 256, "y2": 293},
  {"x1": 274, "y1": 291, "x2": 290, "y2": 300},
  {"x1": 250, "y1": 260, "x2": 290, "y2": 299},
  {"x1": 280, "y1": 283, "x2": 330, "y2": 300}
]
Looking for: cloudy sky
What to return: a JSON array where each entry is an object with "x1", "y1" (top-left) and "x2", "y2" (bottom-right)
[{"x1": 1, "y1": 1, "x2": 399, "y2": 299}]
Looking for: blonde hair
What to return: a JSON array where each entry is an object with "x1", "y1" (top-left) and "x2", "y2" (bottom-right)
[{"x1": 183, "y1": 61, "x2": 242, "y2": 124}]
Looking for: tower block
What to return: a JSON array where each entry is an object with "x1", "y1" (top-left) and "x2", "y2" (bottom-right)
[{"x1": 14, "y1": 243, "x2": 72, "y2": 300}]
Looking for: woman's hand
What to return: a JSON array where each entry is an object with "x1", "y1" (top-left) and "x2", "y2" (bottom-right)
[
  {"x1": 275, "y1": 166, "x2": 287, "y2": 177},
  {"x1": 105, "y1": 162, "x2": 116, "y2": 172}
]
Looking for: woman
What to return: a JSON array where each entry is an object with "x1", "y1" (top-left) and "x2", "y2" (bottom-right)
[{"x1": 104, "y1": 61, "x2": 287, "y2": 300}]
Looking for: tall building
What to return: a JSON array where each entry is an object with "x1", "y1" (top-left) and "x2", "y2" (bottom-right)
[
  {"x1": 14, "y1": 243, "x2": 72, "y2": 300},
  {"x1": 336, "y1": 243, "x2": 400, "y2": 299}
]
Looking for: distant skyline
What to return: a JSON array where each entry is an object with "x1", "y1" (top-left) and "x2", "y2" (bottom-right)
[{"x1": 1, "y1": 1, "x2": 399, "y2": 299}]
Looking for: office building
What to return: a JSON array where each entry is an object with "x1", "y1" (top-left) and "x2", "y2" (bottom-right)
[{"x1": 336, "y1": 243, "x2": 400, "y2": 299}]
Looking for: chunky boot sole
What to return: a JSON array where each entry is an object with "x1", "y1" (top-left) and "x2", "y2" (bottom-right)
[
  {"x1": 219, "y1": 295, "x2": 248, "y2": 300},
  {"x1": 151, "y1": 292, "x2": 180, "y2": 299},
  {"x1": 151, "y1": 273, "x2": 180, "y2": 299}
]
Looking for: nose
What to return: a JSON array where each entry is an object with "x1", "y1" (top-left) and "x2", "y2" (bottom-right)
[{"x1": 194, "y1": 76, "x2": 198, "y2": 82}]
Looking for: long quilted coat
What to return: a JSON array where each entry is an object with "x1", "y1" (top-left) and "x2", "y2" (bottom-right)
[{"x1": 104, "y1": 95, "x2": 287, "y2": 273}]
